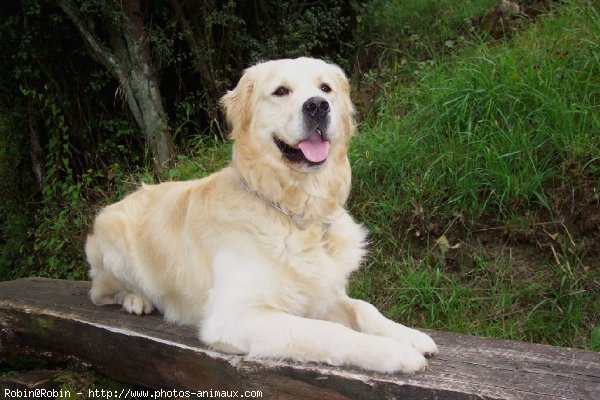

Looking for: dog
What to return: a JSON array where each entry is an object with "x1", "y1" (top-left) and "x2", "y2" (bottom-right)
[{"x1": 85, "y1": 57, "x2": 438, "y2": 373}]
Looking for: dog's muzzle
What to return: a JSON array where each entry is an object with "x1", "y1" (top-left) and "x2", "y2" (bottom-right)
[{"x1": 273, "y1": 96, "x2": 332, "y2": 168}]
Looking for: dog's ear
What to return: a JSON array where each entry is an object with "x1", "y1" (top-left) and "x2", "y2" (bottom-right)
[
  {"x1": 330, "y1": 64, "x2": 355, "y2": 140},
  {"x1": 220, "y1": 70, "x2": 255, "y2": 140}
]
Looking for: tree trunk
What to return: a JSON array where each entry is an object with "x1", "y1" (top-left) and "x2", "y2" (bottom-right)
[
  {"x1": 57, "y1": 0, "x2": 175, "y2": 167},
  {"x1": 112, "y1": 0, "x2": 175, "y2": 167},
  {"x1": 170, "y1": 0, "x2": 226, "y2": 139},
  {"x1": 27, "y1": 101, "x2": 44, "y2": 192}
]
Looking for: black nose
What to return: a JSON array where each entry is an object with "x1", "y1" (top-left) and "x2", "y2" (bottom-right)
[{"x1": 303, "y1": 97, "x2": 330, "y2": 120}]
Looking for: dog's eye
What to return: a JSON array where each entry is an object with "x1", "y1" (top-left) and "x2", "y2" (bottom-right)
[
  {"x1": 320, "y1": 83, "x2": 332, "y2": 93},
  {"x1": 272, "y1": 86, "x2": 290, "y2": 97}
]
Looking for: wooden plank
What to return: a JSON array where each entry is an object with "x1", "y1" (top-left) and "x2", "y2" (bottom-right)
[{"x1": 0, "y1": 278, "x2": 598, "y2": 399}]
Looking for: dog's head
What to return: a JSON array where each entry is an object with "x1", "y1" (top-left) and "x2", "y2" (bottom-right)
[{"x1": 221, "y1": 57, "x2": 354, "y2": 174}]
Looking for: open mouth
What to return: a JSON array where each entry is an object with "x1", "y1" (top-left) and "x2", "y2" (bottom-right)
[{"x1": 274, "y1": 128, "x2": 330, "y2": 167}]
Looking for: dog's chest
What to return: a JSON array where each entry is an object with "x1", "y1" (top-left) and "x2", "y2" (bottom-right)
[{"x1": 266, "y1": 221, "x2": 366, "y2": 317}]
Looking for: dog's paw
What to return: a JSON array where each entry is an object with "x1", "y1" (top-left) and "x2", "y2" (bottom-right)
[
  {"x1": 122, "y1": 293, "x2": 154, "y2": 315},
  {"x1": 406, "y1": 329, "x2": 438, "y2": 357},
  {"x1": 350, "y1": 335, "x2": 429, "y2": 374},
  {"x1": 379, "y1": 341, "x2": 429, "y2": 373},
  {"x1": 383, "y1": 325, "x2": 439, "y2": 357}
]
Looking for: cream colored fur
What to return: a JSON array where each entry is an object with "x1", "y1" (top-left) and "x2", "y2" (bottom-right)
[{"x1": 85, "y1": 57, "x2": 438, "y2": 373}]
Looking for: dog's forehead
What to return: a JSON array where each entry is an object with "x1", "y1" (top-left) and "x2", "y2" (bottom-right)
[{"x1": 256, "y1": 58, "x2": 337, "y2": 89}]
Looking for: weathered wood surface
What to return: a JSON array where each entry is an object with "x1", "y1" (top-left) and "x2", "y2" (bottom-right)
[{"x1": 0, "y1": 278, "x2": 598, "y2": 399}]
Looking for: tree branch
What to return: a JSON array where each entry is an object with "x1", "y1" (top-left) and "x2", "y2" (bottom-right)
[{"x1": 56, "y1": 0, "x2": 121, "y2": 78}]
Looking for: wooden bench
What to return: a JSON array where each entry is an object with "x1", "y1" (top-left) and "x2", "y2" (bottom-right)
[{"x1": 1, "y1": 277, "x2": 599, "y2": 399}]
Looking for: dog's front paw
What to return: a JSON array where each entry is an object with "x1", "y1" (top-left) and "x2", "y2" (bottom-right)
[
  {"x1": 351, "y1": 335, "x2": 429, "y2": 374},
  {"x1": 381, "y1": 341, "x2": 429, "y2": 373},
  {"x1": 406, "y1": 329, "x2": 438, "y2": 357},
  {"x1": 384, "y1": 325, "x2": 439, "y2": 357}
]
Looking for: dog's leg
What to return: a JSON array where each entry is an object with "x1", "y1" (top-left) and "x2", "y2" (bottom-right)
[
  {"x1": 200, "y1": 310, "x2": 428, "y2": 373},
  {"x1": 87, "y1": 233, "x2": 122, "y2": 306},
  {"x1": 86, "y1": 232, "x2": 154, "y2": 315},
  {"x1": 89, "y1": 268, "x2": 154, "y2": 315},
  {"x1": 325, "y1": 296, "x2": 439, "y2": 357},
  {"x1": 88, "y1": 268, "x2": 121, "y2": 306}
]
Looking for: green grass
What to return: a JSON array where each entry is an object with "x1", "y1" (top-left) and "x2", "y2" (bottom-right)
[
  {"x1": 348, "y1": 0, "x2": 600, "y2": 350},
  {"x1": 355, "y1": 0, "x2": 498, "y2": 51},
  {"x1": 352, "y1": 0, "x2": 502, "y2": 118},
  {"x1": 351, "y1": 244, "x2": 599, "y2": 349},
  {"x1": 352, "y1": 1, "x2": 600, "y2": 221}
]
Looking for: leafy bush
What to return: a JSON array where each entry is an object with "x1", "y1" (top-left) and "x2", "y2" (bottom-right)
[{"x1": 0, "y1": 118, "x2": 36, "y2": 280}]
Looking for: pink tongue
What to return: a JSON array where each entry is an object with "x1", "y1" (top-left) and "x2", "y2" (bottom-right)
[{"x1": 297, "y1": 131, "x2": 330, "y2": 163}]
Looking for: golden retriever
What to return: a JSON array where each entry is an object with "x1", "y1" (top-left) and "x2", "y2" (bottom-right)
[{"x1": 85, "y1": 57, "x2": 438, "y2": 373}]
